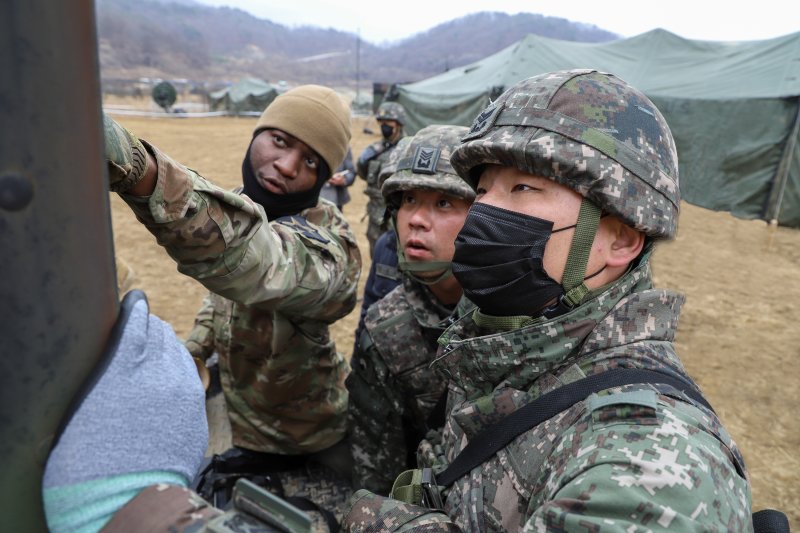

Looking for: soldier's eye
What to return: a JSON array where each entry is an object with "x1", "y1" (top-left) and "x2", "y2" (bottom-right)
[{"x1": 512, "y1": 183, "x2": 539, "y2": 192}]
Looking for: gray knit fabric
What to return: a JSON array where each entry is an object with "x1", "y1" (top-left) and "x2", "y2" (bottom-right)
[{"x1": 43, "y1": 293, "x2": 208, "y2": 488}]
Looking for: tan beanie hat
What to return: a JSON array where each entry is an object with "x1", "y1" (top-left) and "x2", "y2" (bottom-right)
[{"x1": 254, "y1": 85, "x2": 352, "y2": 172}]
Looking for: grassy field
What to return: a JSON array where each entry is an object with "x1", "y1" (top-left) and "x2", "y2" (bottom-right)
[{"x1": 110, "y1": 112, "x2": 799, "y2": 526}]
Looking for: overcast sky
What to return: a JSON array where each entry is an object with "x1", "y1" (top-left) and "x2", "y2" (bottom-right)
[{"x1": 194, "y1": 0, "x2": 799, "y2": 44}]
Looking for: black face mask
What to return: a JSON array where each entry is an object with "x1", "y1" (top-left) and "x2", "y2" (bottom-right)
[
  {"x1": 241, "y1": 138, "x2": 329, "y2": 220},
  {"x1": 380, "y1": 123, "x2": 395, "y2": 140},
  {"x1": 451, "y1": 202, "x2": 578, "y2": 317}
]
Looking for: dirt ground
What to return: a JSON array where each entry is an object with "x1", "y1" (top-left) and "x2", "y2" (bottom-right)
[{"x1": 109, "y1": 112, "x2": 798, "y2": 525}]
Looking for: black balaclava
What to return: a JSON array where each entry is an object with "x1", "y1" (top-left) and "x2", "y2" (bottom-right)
[{"x1": 241, "y1": 134, "x2": 330, "y2": 220}]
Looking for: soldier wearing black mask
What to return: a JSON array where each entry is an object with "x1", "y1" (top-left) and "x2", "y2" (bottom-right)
[{"x1": 356, "y1": 101, "x2": 407, "y2": 256}]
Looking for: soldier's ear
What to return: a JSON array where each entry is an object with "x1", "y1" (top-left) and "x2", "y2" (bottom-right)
[{"x1": 604, "y1": 218, "x2": 645, "y2": 268}]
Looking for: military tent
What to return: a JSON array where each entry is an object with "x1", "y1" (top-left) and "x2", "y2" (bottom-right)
[
  {"x1": 396, "y1": 29, "x2": 800, "y2": 227},
  {"x1": 209, "y1": 78, "x2": 280, "y2": 115}
]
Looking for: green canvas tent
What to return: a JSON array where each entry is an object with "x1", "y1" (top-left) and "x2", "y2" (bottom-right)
[
  {"x1": 396, "y1": 29, "x2": 800, "y2": 227},
  {"x1": 209, "y1": 77, "x2": 279, "y2": 115}
]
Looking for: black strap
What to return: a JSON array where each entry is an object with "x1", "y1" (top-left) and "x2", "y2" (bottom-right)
[
  {"x1": 191, "y1": 447, "x2": 341, "y2": 531},
  {"x1": 426, "y1": 388, "x2": 449, "y2": 431},
  {"x1": 284, "y1": 496, "x2": 340, "y2": 533},
  {"x1": 437, "y1": 368, "x2": 713, "y2": 487}
]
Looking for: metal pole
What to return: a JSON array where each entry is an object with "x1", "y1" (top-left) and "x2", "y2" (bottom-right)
[
  {"x1": 356, "y1": 29, "x2": 361, "y2": 104},
  {"x1": 0, "y1": 0, "x2": 118, "y2": 530},
  {"x1": 766, "y1": 97, "x2": 800, "y2": 225}
]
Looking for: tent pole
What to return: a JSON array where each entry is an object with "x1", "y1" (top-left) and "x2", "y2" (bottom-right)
[{"x1": 765, "y1": 97, "x2": 800, "y2": 225}]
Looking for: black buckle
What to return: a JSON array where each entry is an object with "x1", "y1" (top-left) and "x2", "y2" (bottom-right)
[
  {"x1": 541, "y1": 294, "x2": 574, "y2": 319},
  {"x1": 420, "y1": 468, "x2": 444, "y2": 510}
]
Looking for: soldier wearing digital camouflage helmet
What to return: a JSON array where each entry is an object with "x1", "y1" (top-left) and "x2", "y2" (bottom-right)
[
  {"x1": 356, "y1": 101, "x2": 407, "y2": 256},
  {"x1": 347, "y1": 125, "x2": 475, "y2": 495},
  {"x1": 342, "y1": 69, "x2": 754, "y2": 531}
]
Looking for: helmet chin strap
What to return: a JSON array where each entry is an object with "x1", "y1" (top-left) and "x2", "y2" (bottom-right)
[
  {"x1": 558, "y1": 197, "x2": 603, "y2": 308},
  {"x1": 388, "y1": 213, "x2": 454, "y2": 286},
  {"x1": 398, "y1": 255, "x2": 453, "y2": 285}
]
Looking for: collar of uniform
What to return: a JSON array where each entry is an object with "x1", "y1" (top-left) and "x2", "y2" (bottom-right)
[{"x1": 432, "y1": 255, "x2": 659, "y2": 399}]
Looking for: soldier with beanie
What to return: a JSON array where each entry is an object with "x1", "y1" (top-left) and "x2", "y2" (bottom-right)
[
  {"x1": 342, "y1": 70, "x2": 753, "y2": 531},
  {"x1": 103, "y1": 84, "x2": 362, "y2": 528}
]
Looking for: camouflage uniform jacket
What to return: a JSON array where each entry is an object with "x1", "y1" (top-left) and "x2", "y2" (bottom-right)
[
  {"x1": 347, "y1": 276, "x2": 473, "y2": 494},
  {"x1": 343, "y1": 257, "x2": 752, "y2": 532},
  {"x1": 123, "y1": 146, "x2": 361, "y2": 455},
  {"x1": 356, "y1": 137, "x2": 405, "y2": 251}
]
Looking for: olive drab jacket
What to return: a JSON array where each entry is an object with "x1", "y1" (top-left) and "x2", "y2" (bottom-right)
[
  {"x1": 123, "y1": 146, "x2": 361, "y2": 455},
  {"x1": 342, "y1": 254, "x2": 752, "y2": 532}
]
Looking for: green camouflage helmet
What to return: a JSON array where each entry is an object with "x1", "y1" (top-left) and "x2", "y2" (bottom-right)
[
  {"x1": 382, "y1": 124, "x2": 475, "y2": 210},
  {"x1": 376, "y1": 101, "x2": 407, "y2": 126},
  {"x1": 451, "y1": 69, "x2": 680, "y2": 239}
]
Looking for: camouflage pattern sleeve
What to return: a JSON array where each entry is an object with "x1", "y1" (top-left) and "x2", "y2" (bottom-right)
[
  {"x1": 100, "y1": 484, "x2": 222, "y2": 532},
  {"x1": 121, "y1": 144, "x2": 359, "y2": 319},
  {"x1": 183, "y1": 291, "x2": 216, "y2": 360},
  {"x1": 356, "y1": 144, "x2": 379, "y2": 179},
  {"x1": 347, "y1": 330, "x2": 410, "y2": 495},
  {"x1": 521, "y1": 393, "x2": 752, "y2": 531},
  {"x1": 101, "y1": 483, "x2": 305, "y2": 533},
  {"x1": 342, "y1": 490, "x2": 459, "y2": 533}
]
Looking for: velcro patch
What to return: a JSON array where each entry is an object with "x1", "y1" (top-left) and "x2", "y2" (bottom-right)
[
  {"x1": 376, "y1": 263, "x2": 401, "y2": 280},
  {"x1": 587, "y1": 390, "x2": 657, "y2": 412},
  {"x1": 587, "y1": 390, "x2": 659, "y2": 426},
  {"x1": 462, "y1": 102, "x2": 503, "y2": 141},
  {"x1": 275, "y1": 215, "x2": 329, "y2": 244},
  {"x1": 411, "y1": 146, "x2": 440, "y2": 175}
]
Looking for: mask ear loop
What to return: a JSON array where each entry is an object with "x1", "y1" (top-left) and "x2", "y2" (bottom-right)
[{"x1": 560, "y1": 198, "x2": 602, "y2": 308}]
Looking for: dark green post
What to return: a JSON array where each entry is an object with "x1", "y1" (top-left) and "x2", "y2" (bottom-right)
[{"x1": 0, "y1": 0, "x2": 118, "y2": 530}]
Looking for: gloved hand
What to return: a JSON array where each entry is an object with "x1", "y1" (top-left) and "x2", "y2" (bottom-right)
[
  {"x1": 43, "y1": 290, "x2": 208, "y2": 532},
  {"x1": 103, "y1": 113, "x2": 149, "y2": 193}
]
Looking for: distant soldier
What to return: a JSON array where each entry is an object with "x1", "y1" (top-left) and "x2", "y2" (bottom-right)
[
  {"x1": 342, "y1": 70, "x2": 753, "y2": 531},
  {"x1": 347, "y1": 125, "x2": 475, "y2": 495},
  {"x1": 320, "y1": 147, "x2": 356, "y2": 212},
  {"x1": 356, "y1": 101, "x2": 407, "y2": 256},
  {"x1": 103, "y1": 84, "x2": 361, "y2": 528}
]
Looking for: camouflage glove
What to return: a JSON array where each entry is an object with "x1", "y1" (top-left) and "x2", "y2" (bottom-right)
[{"x1": 103, "y1": 113, "x2": 149, "y2": 193}]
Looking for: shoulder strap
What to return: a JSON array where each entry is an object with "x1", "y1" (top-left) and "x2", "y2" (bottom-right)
[{"x1": 436, "y1": 368, "x2": 713, "y2": 488}]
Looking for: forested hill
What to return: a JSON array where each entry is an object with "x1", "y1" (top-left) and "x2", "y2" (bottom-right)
[{"x1": 96, "y1": 0, "x2": 619, "y2": 86}]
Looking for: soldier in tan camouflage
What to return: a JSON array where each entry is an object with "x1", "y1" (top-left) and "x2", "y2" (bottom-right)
[
  {"x1": 341, "y1": 70, "x2": 754, "y2": 531},
  {"x1": 102, "y1": 84, "x2": 362, "y2": 530},
  {"x1": 356, "y1": 101, "x2": 407, "y2": 257},
  {"x1": 347, "y1": 125, "x2": 475, "y2": 495}
]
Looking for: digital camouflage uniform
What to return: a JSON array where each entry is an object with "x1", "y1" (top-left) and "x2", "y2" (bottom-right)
[
  {"x1": 348, "y1": 125, "x2": 475, "y2": 495},
  {"x1": 342, "y1": 70, "x2": 753, "y2": 531},
  {"x1": 348, "y1": 278, "x2": 472, "y2": 495},
  {"x1": 356, "y1": 102, "x2": 407, "y2": 256}
]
